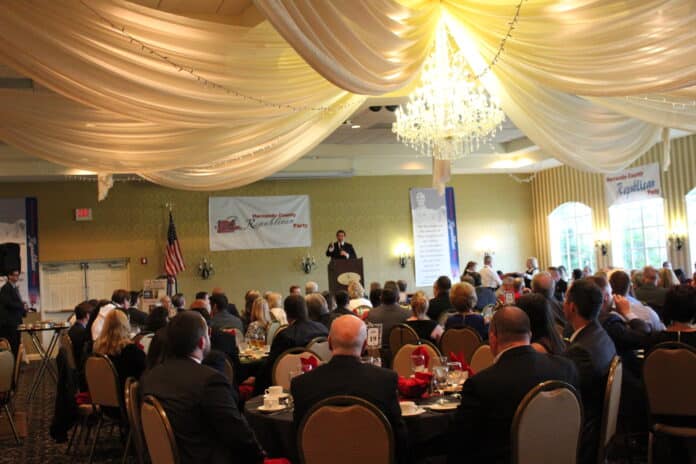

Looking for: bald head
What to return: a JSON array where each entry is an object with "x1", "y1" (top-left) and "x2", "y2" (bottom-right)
[
  {"x1": 328, "y1": 315, "x2": 367, "y2": 357},
  {"x1": 531, "y1": 272, "x2": 554, "y2": 298},
  {"x1": 190, "y1": 299, "x2": 208, "y2": 311},
  {"x1": 489, "y1": 306, "x2": 531, "y2": 355}
]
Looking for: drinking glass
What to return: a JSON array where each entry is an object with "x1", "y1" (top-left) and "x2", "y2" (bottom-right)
[
  {"x1": 432, "y1": 365, "x2": 450, "y2": 404},
  {"x1": 447, "y1": 362, "x2": 464, "y2": 387}
]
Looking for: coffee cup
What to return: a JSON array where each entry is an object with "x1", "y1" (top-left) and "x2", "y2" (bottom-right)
[
  {"x1": 400, "y1": 401, "x2": 417, "y2": 415},
  {"x1": 263, "y1": 396, "x2": 280, "y2": 409},
  {"x1": 265, "y1": 386, "x2": 283, "y2": 397}
]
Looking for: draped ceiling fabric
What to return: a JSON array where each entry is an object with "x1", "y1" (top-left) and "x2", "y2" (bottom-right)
[{"x1": 0, "y1": 0, "x2": 695, "y2": 196}]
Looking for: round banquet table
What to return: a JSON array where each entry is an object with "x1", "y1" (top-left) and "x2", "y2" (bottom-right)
[{"x1": 244, "y1": 394, "x2": 455, "y2": 463}]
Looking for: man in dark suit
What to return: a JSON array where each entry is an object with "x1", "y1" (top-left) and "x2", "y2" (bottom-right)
[
  {"x1": 563, "y1": 279, "x2": 617, "y2": 464},
  {"x1": 325, "y1": 229, "x2": 357, "y2": 260},
  {"x1": 366, "y1": 287, "x2": 409, "y2": 359},
  {"x1": 634, "y1": 266, "x2": 668, "y2": 315},
  {"x1": 292, "y1": 314, "x2": 408, "y2": 463},
  {"x1": 141, "y1": 311, "x2": 264, "y2": 464},
  {"x1": 333, "y1": 291, "x2": 356, "y2": 317},
  {"x1": 0, "y1": 269, "x2": 27, "y2": 355},
  {"x1": 209, "y1": 293, "x2": 244, "y2": 333},
  {"x1": 255, "y1": 294, "x2": 328, "y2": 394},
  {"x1": 447, "y1": 307, "x2": 579, "y2": 464},
  {"x1": 426, "y1": 275, "x2": 452, "y2": 322},
  {"x1": 68, "y1": 301, "x2": 93, "y2": 368},
  {"x1": 532, "y1": 271, "x2": 567, "y2": 328}
]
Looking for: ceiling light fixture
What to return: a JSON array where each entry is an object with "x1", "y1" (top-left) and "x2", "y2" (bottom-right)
[{"x1": 392, "y1": 20, "x2": 505, "y2": 161}]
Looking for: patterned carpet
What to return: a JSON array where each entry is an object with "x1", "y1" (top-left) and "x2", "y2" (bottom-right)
[{"x1": 0, "y1": 360, "x2": 126, "y2": 464}]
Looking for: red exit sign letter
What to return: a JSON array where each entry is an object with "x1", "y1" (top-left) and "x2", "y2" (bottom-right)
[{"x1": 75, "y1": 208, "x2": 93, "y2": 221}]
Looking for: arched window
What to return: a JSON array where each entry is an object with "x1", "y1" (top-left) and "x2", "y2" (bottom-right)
[
  {"x1": 609, "y1": 198, "x2": 667, "y2": 269},
  {"x1": 686, "y1": 188, "x2": 696, "y2": 267},
  {"x1": 548, "y1": 202, "x2": 595, "y2": 271}
]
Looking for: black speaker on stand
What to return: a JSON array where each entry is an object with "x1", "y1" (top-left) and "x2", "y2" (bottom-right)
[{"x1": 0, "y1": 243, "x2": 21, "y2": 275}]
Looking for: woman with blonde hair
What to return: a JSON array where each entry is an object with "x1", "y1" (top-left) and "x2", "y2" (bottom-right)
[
  {"x1": 245, "y1": 296, "x2": 271, "y2": 339},
  {"x1": 93, "y1": 310, "x2": 145, "y2": 387},
  {"x1": 347, "y1": 280, "x2": 372, "y2": 311}
]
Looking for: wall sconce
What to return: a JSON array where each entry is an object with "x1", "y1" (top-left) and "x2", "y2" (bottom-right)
[
  {"x1": 669, "y1": 232, "x2": 685, "y2": 251},
  {"x1": 594, "y1": 240, "x2": 608, "y2": 256},
  {"x1": 474, "y1": 236, "x2": 496, "y2": 257},
  {"x1": 198, "y1": 257, "x2": 214, "y2": 279},
  {"x1": 301, "y1": 253, "x2": 317, "y2": 274},
  {"x1": 394, "y1": 243, "x2": 412, "y2": 268}
]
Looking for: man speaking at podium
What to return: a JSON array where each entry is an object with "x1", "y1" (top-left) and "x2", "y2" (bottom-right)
[{"x1": 325, "y1": 230, "x2": 357, "y2": 260}]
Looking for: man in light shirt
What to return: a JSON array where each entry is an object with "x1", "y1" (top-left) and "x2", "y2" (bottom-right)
[
  {"x1": 91, "y1": 288, "x2": 130, "y2": 341},
  {"x1": 608, "y1": 270, "x2": 665, "y2": 330},
  {"x1": 479, "y1": 254, "x2": 502, "y2": 289}
]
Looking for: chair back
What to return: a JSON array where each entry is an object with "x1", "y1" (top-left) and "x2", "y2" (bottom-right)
[
  {"x1": 512, "y1": 381, "x2": 583, "y2": 464},
  {"x1": 0, "y1": 338, "x2": 10, "y2": 352},
  {"x1": 644, "y1": 342, "x2": 696, "y2": 417},
  {"x1": 139, "y1": 333, "x2": 155, "y2": 354},
  {"x1": 440, "y1": 327, "x2": 482, "y2": 362},
  {"x1": 298, "y1": 395, "x2": 394, "y2": 464},
  {"x1": 307, "y1": 337, "x2": 332, "y2": 362},
  {"x1": 0, "y1": 350, "x2": 14, "y2": 395},
  {"x1": 267, "y1": 321, "x2": 282, "y2": 346},
  {"x1": 12, "y1": 344, "x2": 23, "y2": 392},
  {"x1": 60, "y1": 333, "x2": 77, "y2": 370},
  {"x1": 223, "y1": 356, "x2": 235, "y2": 385},
  {"x1": 598, "y1": 356, "x2": 622, "y2": 464},
  {"x1": 273, "y1": 348, "x2": 320, "y2": 391},
  {"x1": 470, "y1": 344, "x2": 495, "y2": 373},
  {"x1": 85, "y1": 354, "x2": 123, "y2": 410},
  {"x1": 388, "y1": 324, "x2": 419, "y2": 356},
  {"x1": 125, "y1": 378, "x2": 147, "y2": 464},
  {"x1": 141, "y1": 395, "x2": 179, "y2": 464},
  {"x1": 391, "y1": 343, "x2": 442, "y2": 377}
]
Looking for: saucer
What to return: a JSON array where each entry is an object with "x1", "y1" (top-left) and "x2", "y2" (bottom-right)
[
  {"x1": 257, "y1": 404, "x2": 286, "y2": 413},
  {"x1": 428, "y1": 402, "x2": 458, "y2": 411},
  {"x1": 264, "y1": 393, "x2": 289, "y2": 400},
  {"x1": 401, "y1": 407, "x2": 426, "y2": 417}
]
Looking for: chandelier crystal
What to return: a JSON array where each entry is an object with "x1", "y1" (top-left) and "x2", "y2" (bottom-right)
[{"x1": 392, "y1": 21, "x2": 505, "y2": 161}]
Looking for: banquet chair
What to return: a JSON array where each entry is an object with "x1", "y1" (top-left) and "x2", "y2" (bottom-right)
[
  {"x1": 141, "y1": 395, "x2": 179, "y2": 464},
  {"x1": 0, "y1": 338, "x2": 9, "y2": 352},
  {"x1": 11, "y1": 343, "x2": 23, "y2": 395},
  {"x1": 62, "y1": 334, "x2": 97, "y2": 456},
  {"x1": 391, "y1": 343, "x2": 442, "y2": 378},
  {"x1": 84, "y1": 354, "x2": 129, "y2": 464},
  {"x1": 139, "y1": 333, "x2": 155, "y2": 354},
  {"x1": 388, "y1": 324, "x2": 419, "y2": 357},
  {"x1": 440, "y1": 327, "x2": 482, "y2": 363},
  {"x1": 124, "y1": 378, "x2": 146, "y2": 464},
  {"x1": 643, "y1": 342, "x2": 696, "y2": 464},
  {"x1": 470, "y1": 344, "x2": 495, "y2": 373},
  {"x1": 597, "y1": 356, "x2": 622, "y2": 464},
  {"x1": 272, "y1": 348, "x2": 320, "y2": 391},
  {"x1": 307, "y1": 337, "x2": 332, "y2": 362},
  {"x1": 298, "y1": 395, "x2": 394, "y2": 464},
  {"x1": 223, "y1": 356, "x2": 235, "y2": 385},
  {"x1": 0, "y1": 350, "x2": 20, "y2": 445},
  {"x1": 511, "y1": 381, "x2": 583, "y2": 464}
]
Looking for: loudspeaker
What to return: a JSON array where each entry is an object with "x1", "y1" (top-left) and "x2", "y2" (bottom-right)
[{"x1": 0, "y1": 243, "x2": 21, "y2": 275}]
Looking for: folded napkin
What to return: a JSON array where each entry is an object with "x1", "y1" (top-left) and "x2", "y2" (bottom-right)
[
  {"x1": 412, "y1": 346, "x2": 430, "y2": 369},
  {"x1": 75, "y1": 391, "x2": 91, "y2": 405},
  {"x1": 397, "y1": 371, "x2": 432, "y2": 399},
  {"x1": 264, "y1": 459, "x2": 291, "y2": 464},
  {"x1": 300, "y1": 355, "x2": 318, "y2": 372},
  {"x1": 449, "y1": 352, "x2": 475, "y2": 376},
  {"x1": 222, "y1": 328, "x2": 237, "y2": 336}
]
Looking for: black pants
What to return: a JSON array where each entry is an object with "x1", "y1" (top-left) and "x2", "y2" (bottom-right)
[{"x1": 0, "y1": 327, "x2": 20, "y2": 356}]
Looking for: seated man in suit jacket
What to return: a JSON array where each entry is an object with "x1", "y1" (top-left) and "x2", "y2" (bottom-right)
[
  {"x1": 447, "y1": 307, "x2": 579, "y2": 464},
  {"x1": 141, "y1": 311, "x2": 265, "y2": 464},
  {"x1": 68, "y1": 301, "x2": 93, "y2": 369},
  {"x1": 255, "y1": 294, "x2": 328, "y2": 394},
  {"x1": 291, "y1": 315, "x2": 408, "y2": 463},
  {"x1": 563, "y1": 279, "x2": 618, "y2": 464}
]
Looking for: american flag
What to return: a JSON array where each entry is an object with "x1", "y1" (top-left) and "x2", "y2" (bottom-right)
[{"x1": 164, "y1": 212, "x2": 185, "y2": 276}]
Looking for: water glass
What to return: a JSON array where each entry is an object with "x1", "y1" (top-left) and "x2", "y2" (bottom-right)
[
  {"x1": 410, "y1": 354, "x2": 426, "y2": 373},
  {"x1": 432, "y1": 365, "x2": 450, "y2": 404}
]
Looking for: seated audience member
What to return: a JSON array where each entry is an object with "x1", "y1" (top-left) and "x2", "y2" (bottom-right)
[
  {"x1": 137, "y1": 306, "x2": 169, "y2": 340},
  {"x1": 211, "y1": 288, "x2": 241, "y2": 319},
  {"x1": 405, "y1": 291, "x2": 443, "y2": 343},
  {"x1": 473, "y1": 281, "x2": 497, "y2": 310},
  {"x1": 369, "y1": 287, "x2": 383, "y2": 308},
  {"x1": 255, "y1": 295, "x2": 328, "y2": 394},
  {"x1": 515, "y1": 293, "x2": 565, "y2": 354},
  {"x1": 305, "y1": 281, "x2": 319, "y2": 295},
  {"x1": 563, "y1": 279, "x2": 617, "y2": 464},
  {"x1": 366, "y1": 287, "x2": 410, "y2": 354},
  {"x1": 571, "y1": 268, "x2": 584, "y2": 281},
  {"x1": 609, "y1": 270, "x2": 664, "y2": 330},
  {"x1": 650, "y1": 285, "x2": 696, "y2": 347},
  {"x1": 246, "y1": 297, "x2": 271, "y2": 340},
  {"x1": 93, "y1": 310, "x2": 146, "y2": 387},
  {"x1": 321, "y1": 290, "x2": 336, "y2": 311},
  {"x1": 447, "y1": 307, "x2": 579, "y2": 464},
  {"x1": 333, "y1": 291, "x2": 356, "y2": 317},
  {"x1": 172, "y1": 293, "x2": 186, "y2": 313},
  {"x1": 288, "y1": 285, "x2": 302, "y2": 296},
  {"x1": 159, "y1": 295, "x2": 174, "y2": 318},
  {"x1": 445, "y1": 282, "x2": 487, "y2": 340},
  {"x1": 531, "y1": 272, "x2": 567, "y2": 328},
  {"x1": 209, "y1": 293, "x2": 244, "y2": 333},
  {"x1": 548, "y1": 266, "x2": 567, "y2": 302},
  {"x1": 635, "y1": 266, "x2": 668, "y2": 315},
  {"x1": 370, "y1": 282, "x2": 382, "y2": 293},
  {"x1": 495, "y1": 276, "x2": 519, "y2": 303},
  {"x1": 243, "y1": 289, "x2": 261, "y2": 326},
  {"x1": 397, "y1": 279, "x2": 409, "y2": 305},
  {"x1": 658, "y1": 267, "x2": 680, "y2": 289},
  {"x1": 291, "y1": 315, "x2": 408, "y2": 463},
  {"x1": 195, "y1": 291, "x2": 210, "y2": 310},
  {"x1": 427, "y1": 276, "x2": 453, "y2": 322},
  {"x1": 69, "y1": 301, "x2": 94, "y2": 367},
  {"x1": 306, "y1": 293, "x2": 333, "y2": 329},
  {"x1": 141, "y1": 312, "x2": 265, "y2": 464},
  {"x1": 91, "y1": 289, "x2": 131, "y2": 341},
  {"x1": 347, "y1": 280, "x2": 372, "y2": 311}
]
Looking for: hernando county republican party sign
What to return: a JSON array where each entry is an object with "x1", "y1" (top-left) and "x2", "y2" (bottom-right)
[
  {"x1": 604, "y1": 163, "x2": 662, "y2": 207},
  {"x1": 209, "y1": 195, "x2": 311, "y2": 251}
]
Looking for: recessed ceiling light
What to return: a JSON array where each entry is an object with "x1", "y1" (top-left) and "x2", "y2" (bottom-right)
[{"x1": 351, "y1": 124, "x2": 361, "y2": 129}]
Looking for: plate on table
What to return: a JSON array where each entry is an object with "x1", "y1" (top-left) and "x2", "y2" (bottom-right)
[
  {"x1": 257, "y1": 404, "x2": 287, "y2": 413},
  {"x1": 401, "y1": 408, "x2": 426, "y2": 417},
  {"x1": 442, "y1": 385, "x2": 463, "y2": 393},
  {"x1": 428, "y1": 402, "x2": 458, "y2": 411}
]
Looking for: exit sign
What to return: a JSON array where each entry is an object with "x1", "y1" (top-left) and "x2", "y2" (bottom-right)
[{"x1": 75, "y1": 208, "x2": 93, "y2": 221}]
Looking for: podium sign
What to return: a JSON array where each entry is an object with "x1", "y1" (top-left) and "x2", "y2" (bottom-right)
[{"x1": 327, "y1": 258, "x2": 364, "y2": 295}]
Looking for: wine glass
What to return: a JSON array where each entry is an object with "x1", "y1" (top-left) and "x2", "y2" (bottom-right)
[
  {"x1": 432, "y1": 365, "x2": 450, "y2": 405},
  {"x1": 447, "y1": 362, "x2": 464, "y2": 387}
]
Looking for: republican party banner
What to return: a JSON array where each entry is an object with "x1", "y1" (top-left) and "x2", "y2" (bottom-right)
[
  {"x1": 410, "y1": 188, "x2": 460, "y2": 287},
  {"x1": 209, "y1": 195, "x2": 311, "y2": 251},
  {"x1": 605, "y1": 163, "x2": 662, "y2": 206},
  {"x1": 0, "y1": 198, "x2": 40, "y2": 309}
]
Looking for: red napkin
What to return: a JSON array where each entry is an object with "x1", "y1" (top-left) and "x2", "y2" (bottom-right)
[
  {"x1": 75, "y1": 391, "x2": 92, "y2": 405},
  {"x1": 412, "y1": 346, "x2": 430, "y2": 369},
  {"x1": 238, "y1": 384, "x2": 254, "y2": 401},
  {"x1": 222, "y1": 328, "x2": 236, "y2": 336},
  {"x1": 264, "y1": 459, "x2": 291, "y2": 464},
  {"x1": 449, "y1": 352, "x2": 476, "y2": 376},
  {"x1": 397, "y1": 373, "x2": 431, "y2": 399},
  {"x1": 301, "y1": 355, "x2": 318, "y2": 372}
]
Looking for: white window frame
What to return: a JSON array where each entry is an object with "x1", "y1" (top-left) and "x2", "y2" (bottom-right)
[
  {"x1": 548, "y1": 202, "x2": 595, "y2": 271},
  {"x1": 686, "y1": 188, "x2": 696, "y2": 268},
  {"x1": 609, "y1": 198, "x2": 667, "y2": 269}
]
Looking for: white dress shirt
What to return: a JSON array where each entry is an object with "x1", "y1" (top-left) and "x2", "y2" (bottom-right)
[
  {"x1": 480, "y1": 265, "x2": 502, "y2": 289},
  {"x1": 91, "y1": 303, "x2": 117, "y2": 341}
]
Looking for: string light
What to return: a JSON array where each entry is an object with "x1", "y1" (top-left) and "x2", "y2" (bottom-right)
[
  {"x1": 508, "y1": 172, "x2": 537, "y2": 183},
  {"x1": 624, "y1": 95, "x2": 696, "y2": 111},
  {"x1": 471, "y1": 0, "x2": 525, "y2": 82}
]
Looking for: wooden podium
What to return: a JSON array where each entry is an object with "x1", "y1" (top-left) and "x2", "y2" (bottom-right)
[{"x1": 327, "y1": 258, "x2": 364, "y2": 295}]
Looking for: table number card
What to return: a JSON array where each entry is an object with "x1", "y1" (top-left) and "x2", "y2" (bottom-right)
[{"x1": 366, "y1": 323, "x2": 383, "y2": 349}]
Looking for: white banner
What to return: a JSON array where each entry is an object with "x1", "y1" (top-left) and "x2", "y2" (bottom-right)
[
  {"x1": 209, "y1": 195, "x2": 311, "y2": 251},
  {"x1": 605, "y1": 163, "x2": 662, "y2": 206},
  {"x1": 410, "y1": 188, "x2": 460, "y2": 287}
]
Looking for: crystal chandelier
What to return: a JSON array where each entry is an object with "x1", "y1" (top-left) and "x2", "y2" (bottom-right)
[{"x1": 392, "y1": 21, "x2": 505, "y2": 161}]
